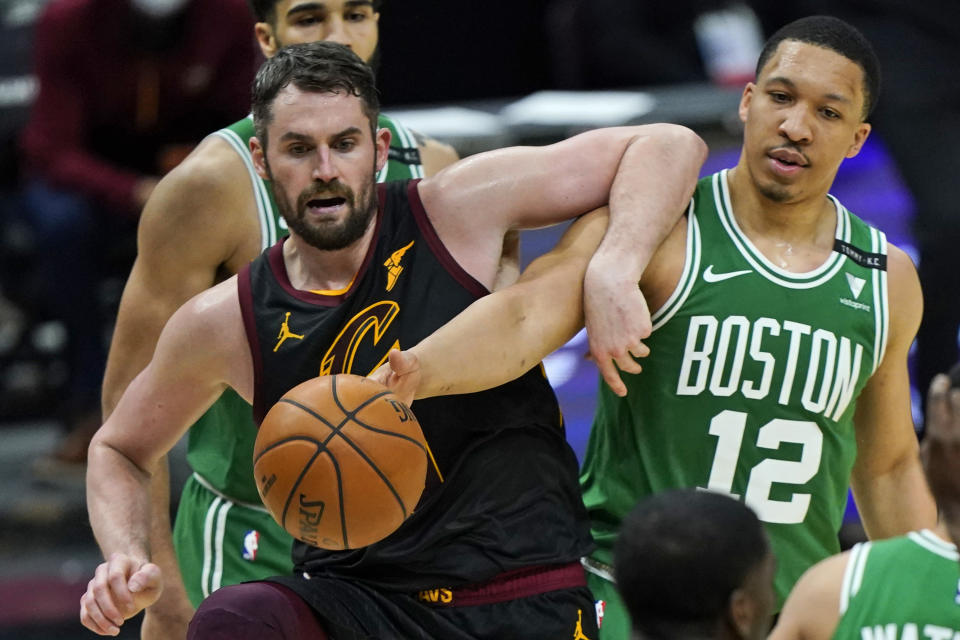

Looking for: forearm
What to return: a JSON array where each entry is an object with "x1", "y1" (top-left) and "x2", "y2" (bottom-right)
[
  {"x1": 143, "y1": 459, "x2": 195, "y2": 632},
  {"x1": 603, "y1": 124, "x2": 706, "y2": 278},
  {"x1": 86, "y1": 438, "x2": 154, "y2": 563},
  {"x1": 852, "y1": 454, "x2": 937, "y2": 539},
  {"x1": 410, "y1": 278, "x2": 582, "y2": 399}
]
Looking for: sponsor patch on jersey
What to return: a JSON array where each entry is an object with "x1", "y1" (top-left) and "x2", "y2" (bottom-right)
[
  {"x1": 388, "y1": 146, "x2": 422, "y2": 166},
  {"x1": 839, "y1": 297, "x2": 871, "y2": 313},
  {"x1": 242, "y1": 530, "x2": 260, "y2": 561},
  {"x1": 834, "y1": 239, "x2": 886, "y2": 270}
]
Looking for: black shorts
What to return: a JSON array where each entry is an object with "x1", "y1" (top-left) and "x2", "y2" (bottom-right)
[{"x1": 270, "y1": 563, "x2": 599, "y2": 640}]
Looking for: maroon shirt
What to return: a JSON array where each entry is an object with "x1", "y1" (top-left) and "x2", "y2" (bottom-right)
[{"x1": 20, "y1": 0, "x2": 259, "y2": 214}]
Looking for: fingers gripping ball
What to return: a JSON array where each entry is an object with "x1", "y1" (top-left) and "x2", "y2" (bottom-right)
[{"x1": 253, "y1": 374, "x2": 428, "y2": 550}]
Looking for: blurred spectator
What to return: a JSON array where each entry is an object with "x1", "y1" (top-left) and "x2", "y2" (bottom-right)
[
  {"x1": 751, "y1": 2, "x2": 960, "y2": 413},
  {"x1": 545, "y1": 0, "x2": 763, "y2": 90},
  {"x1": 19, "y1": 0, "x2": 257, "y2": 470}
]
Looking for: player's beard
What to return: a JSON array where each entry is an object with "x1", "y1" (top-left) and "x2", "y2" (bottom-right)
[{"x1": 270, "y1": 169, "x2": 378, "y2": 251}]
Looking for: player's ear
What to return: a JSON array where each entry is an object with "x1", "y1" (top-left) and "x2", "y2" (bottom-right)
[
  {"x1": 738, "y1": 83, "x2": 756, "y2": 125},
  {"x1": 251, "y1": 137, "x2": 269, "y2": 180},
  {"x1": 255, "y1": 22, "x2": 279, "y2": 58},
  {"x1": 727, "y1": 587, "x2": 755, "y2": 639},
  {"x1": 845, "y1": 122, "x2": 871, "y2": 159},
  {"x1": 374, "y1": 126, "x2": 391, "y2": 174}
]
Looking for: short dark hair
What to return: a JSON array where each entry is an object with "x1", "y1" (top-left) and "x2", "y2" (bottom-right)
[
  {"x1": 755, "y1": 15, "x2": 880, "y2": 119},
  {"x1": 613, "y1": 490, "x2": 769, "y2": 638},
  {"x1": 251, "y1": 41, "x2": 380, "y2": 149},
  {"x1": 249, "y1": 0, "x2": 384, "y2": 26}
]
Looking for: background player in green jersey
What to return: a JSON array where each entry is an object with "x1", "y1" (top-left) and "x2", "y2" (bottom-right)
[
  {"x1": 769, "y1": 370, "x2": 960, "y2": 639},
  {"x1": 374, "y1": 15, "x2": 938, "y2": 638},
  {"x1": 99, "y1": 1, "x2": 460, "y2": 637},
  {"x1": 614, "y1": 490, "x2": 777, "y2": 640}
]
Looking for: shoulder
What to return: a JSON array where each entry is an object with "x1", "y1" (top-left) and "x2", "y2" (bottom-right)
[
  {"x1": 884, "y1": 242, "x2": 922, "y2": 341},
  {"x1": 378, "y1": 114, "x2": 459, "y2": 176},
  {"x1": 147, "y1": 134, "x2": 253, "y2": 218},
  {"x1": 170, "y1": 276, "x2": 244, "y2": 350},
  {"x1": 771, "y1": 550, "x2": 849, "y2": 640},
  {"x1": 138, "y1": 134, "x2": 259, "y2": 258}
]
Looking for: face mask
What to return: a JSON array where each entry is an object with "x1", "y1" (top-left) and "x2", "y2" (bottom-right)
[{"x1": 130, "y1": 0, "x2": 189, "y2": 19}]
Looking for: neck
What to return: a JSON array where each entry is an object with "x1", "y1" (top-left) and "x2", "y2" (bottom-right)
[
  {"x1": 282, "y1": 222, "x2": 376, "y2": 293},
  {"x1": 725, "y1": 165, "x2": 837, "y2": 271}
]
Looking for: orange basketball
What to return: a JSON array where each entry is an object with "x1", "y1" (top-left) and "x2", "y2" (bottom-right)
[{"x1": 253, "y1": 374, "x2": 428, "y2": 550}]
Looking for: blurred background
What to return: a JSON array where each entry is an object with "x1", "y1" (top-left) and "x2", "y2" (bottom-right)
[{"x1": 0, "y1": 0, "x2": 956, "y2": 636}]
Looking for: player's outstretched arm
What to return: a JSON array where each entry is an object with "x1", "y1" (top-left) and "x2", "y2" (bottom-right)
[
  {"x1": 922, "y1": 368, "x2": 960, "y2": 545},
  {"x1": 850, "y1": 245, "x2": 937, "y2": 539},
  {"x1": 83, "y1": 280, "x2": 251, "y2": 636},
  {"x1": 768, "y1": 552, "x2": 847, "y2": 640},
  {"x1": 373, "y1": 209, "x2": 610, "y2": 404},
  {"x1": 417, "y1": 123, "x2": 706, "y2": 291}
]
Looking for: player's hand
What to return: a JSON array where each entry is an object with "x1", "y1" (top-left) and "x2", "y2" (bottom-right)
[
  {"x1": 583, "y1": 254, "x2": 652, "y2": 397},
  {"x1": 140, "y1": 592, "x2": 194, "y2": 640},
  {"x1": 80, "y1": 554, "x2": 163, "y2": 636},
  {"x1": 922, "y1": 369, "x2": 960, "y2": 542},
  {"x1": 370, "y1": 349, "x2": 421, "y2": 406}
]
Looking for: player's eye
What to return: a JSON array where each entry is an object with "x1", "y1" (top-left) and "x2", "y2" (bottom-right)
[
  {"x1": 295, "y1": 13, "x2": 323, "y2": 26},
  {"x1": 288, "y1": 144, "x2": 310, "y2": 156},
  {"x1": 335, "y1": 139, "x2": 357, "y2": 152},
  {"x1": 345, "y1": 9, "x2": 368, "y2": 22},
  {"x1": 769, "y1": 91, "x2": 790, "y2": 104}
]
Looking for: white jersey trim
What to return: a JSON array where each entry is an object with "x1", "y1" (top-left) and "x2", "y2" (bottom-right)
[
  {"x1": 870, "y1": 227, "x2": 890, "y2": 373},
  {"x1": 839, "y1": 541, "x2": 871, "y2": 615},
  {"x1": 384, "y1": 116, "x2": 425, "y2": 179},
  {"x1": 908, "y1": 529, "x2": 959, "y2": 561},
  {"x1": 212, "y1": 123, "x2": 279, "y2": 250},
  {"x1": 652, "y1": 199, "x2": 700, "y2": 330}
]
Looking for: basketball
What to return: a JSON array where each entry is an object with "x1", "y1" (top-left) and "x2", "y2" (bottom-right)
[{"x1": 253, "y1": 374, "x2": 429, "y2": 550}]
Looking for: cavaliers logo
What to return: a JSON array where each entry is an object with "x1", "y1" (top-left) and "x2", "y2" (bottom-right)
[{"x1": 319, "y1": 301, "x2": 400, "y2": 376}]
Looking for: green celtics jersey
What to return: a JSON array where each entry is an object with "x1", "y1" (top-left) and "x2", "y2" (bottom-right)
[
  {"x1": 581, "y1": 170, "x2": 890, "y2": 604},
  {"x1": 832, "y1": 530, "x2": 960, "y2": 639},
  {"x1": 188, "y1": 114, "x2": 428, "y2": 503}
]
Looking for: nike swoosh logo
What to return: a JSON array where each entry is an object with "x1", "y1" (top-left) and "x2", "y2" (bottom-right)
[{"x1": 703, "y1": 265, "x2": 752, "y2": 283}]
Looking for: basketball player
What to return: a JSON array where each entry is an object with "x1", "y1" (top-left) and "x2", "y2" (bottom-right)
[
  {"x1": 768, "y1": 371, "x2": 960, "y2": 639},
  {"x1": 615, "y1": 490, "x2": 776, "y2": 640},
  {"x1": 98, "y1": 0, "x2": 461, "y2": 635},
  {"x1": 371, "y1": 16, "x2": 938, "y2": 638},
  {"x1": 80, "y1": 42, "x2": 707, "y2": 637}
]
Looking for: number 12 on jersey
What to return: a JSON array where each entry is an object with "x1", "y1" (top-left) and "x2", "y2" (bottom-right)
[{"x1": 702, "y1": 410, "x2": 823, "y2": 524}]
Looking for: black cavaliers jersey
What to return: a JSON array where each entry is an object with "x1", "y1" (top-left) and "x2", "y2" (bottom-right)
[{"x1": 238, "y1": 180, "x2": 593, "y2": 590}]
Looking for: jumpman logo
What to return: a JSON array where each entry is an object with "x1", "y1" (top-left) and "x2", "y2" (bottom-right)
[
  {"x1": 383, "y1": 240, "x2": 415, "y2": 291},
  {"x1": 274, "y1": 312, "x2": 305, "y2": 352},
  {"x1": 572, "y1": 609, "x2": 591, "y2": 640}
]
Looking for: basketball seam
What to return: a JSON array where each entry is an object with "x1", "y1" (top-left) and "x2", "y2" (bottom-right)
[
  {"x1": 279, "y1": 444, "x2": 323, "y2": 536},
  {"x1": 280, "y1": 395, "x2": 411, "y2": 522}
]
